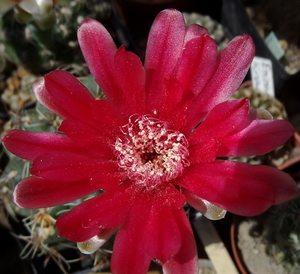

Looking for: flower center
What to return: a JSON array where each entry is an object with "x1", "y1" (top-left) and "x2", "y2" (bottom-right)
[{"x1": 114, "y1": 115, "x2": 190, "y2": 186}]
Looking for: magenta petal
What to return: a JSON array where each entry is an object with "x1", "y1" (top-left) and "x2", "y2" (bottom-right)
[
  {"x1": 12, "y1": 176, "x2": 99, "y2": 209},
  {"x1": 159, "y1": 35, "x2": 218, "y2": 125},
  {"x1": 114, "y1": 46, "x2": 146, "y2": 114},
  {"x1": 35, "y1": 71, "x2": 96, "y2": 121},
  {"x1": 188, "y1": 140, "x2": 218, "y2": 163},
  {"x1": 183, "y1": 188, "x2": 208, "y2": 215},
  {"x1": 78, "y1": 19, "x2": 132, "y2": 117},
  {"x1": 184, "y1": 23, "x2": 209, "y2": 41},
  {"x1": 162, "y1": 208, "x2": 198, "y2": 274},
  {"x1": 111, "y1": 185, "x2": 185, "y2": 273},
  {"x1": 78, "y1": 18, "x2": 116, "y2": 90},
  {"x1": 56, "y1": 183, "x2": 134, "y2": 242},
  {"x1": 58, "y1": 119, "x2": 115, "y2": 159},
  {"x1": 188, "y1": 99, "x2": 250, "y2": 146},
  {"x1": 58, "y1": 118, "x2": 113, "y2": 146},
  {"x1": 30, "y1": 151, "x2": 119, "y2": 182},
  {"x1": 217, "y1": 118, "x2": 295, "y2": 157},
  {"x1": 2, "y1": 129, "x2": 75, "y2": 161},
  {"x1": 159, "y1": 30, "x2": 216, "y2": 123},
  {"x1": 33, "y1": 78, "x2": 70, "y2": 119},
  {"x1": 157, "y1": 78, "x2": 187, "y2": 125},
  {"x1": 150, "y1": 185, "x2": 186, "y2": 209},
  {"x1": 91, "y1": 100, "x2": 126, "y2": 137},
  {"x1": 181, "y1": 161, "x2": 298, "y2": 216},
  {"x1": 146, "y1": 206, "x2": 181, "y2": 263},
  {"x1": 144, "y1": 9, "x2": 186, "y2": 113},
  {"x1": 175, "y1": 34, "x2": 218, "y2": 98},
  {"x1": 43, "y1": 70, "x2": 95, "y2": 121},
  {"x1": 185, "y1": 34, "x2": 255, "y2": 132},
  {"x1": 111, "y1": 197, "x2": 152, "y2": 274}
]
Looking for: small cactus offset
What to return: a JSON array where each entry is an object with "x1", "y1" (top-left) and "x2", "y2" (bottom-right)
[{"x1": 0, "y1": 0, "x2": 112, "y2": 74}]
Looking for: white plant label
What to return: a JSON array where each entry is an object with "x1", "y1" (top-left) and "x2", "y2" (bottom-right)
[{"x1": 250, "y1": 56, "x2": 274, "y2": 97}]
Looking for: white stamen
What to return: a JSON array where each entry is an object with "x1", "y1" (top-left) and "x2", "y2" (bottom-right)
[{"x1": 114, "y1": 115, "x2": 190, "y2": 187}]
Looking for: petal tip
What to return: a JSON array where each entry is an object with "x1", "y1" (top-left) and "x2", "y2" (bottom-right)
[{"x1": 12, "y1": 184, "x2": 25, "y2": 209}]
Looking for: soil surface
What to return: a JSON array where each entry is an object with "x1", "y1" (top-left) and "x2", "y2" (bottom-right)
[{"x1": 236, "y1": 219, "x2": 296, "y2": 274}]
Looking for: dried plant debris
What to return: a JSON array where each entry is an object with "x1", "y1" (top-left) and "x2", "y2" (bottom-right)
[{"x1": 1, "y1": 67, "x2": 38, "y2": 112}]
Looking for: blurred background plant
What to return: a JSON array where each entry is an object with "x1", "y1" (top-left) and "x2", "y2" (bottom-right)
[
  {"x1": 261, "y1": 196, "x2": 300, "y2": 273},
  {"x1": 0, "y1": 0, "x2": 113, "y2": 74},
  {"x1": 0, "y1": 0, "x2": 72, "y2": 31}
]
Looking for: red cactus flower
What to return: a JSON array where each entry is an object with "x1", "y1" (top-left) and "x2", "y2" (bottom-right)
[{"x1": 2, "y1": 9, "x2": 298, "y2": 274}]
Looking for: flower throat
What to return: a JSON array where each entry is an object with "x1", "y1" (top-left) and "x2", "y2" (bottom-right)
[{"x1": 114, "y1": 115, "x2": 190, "y2": 186}]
